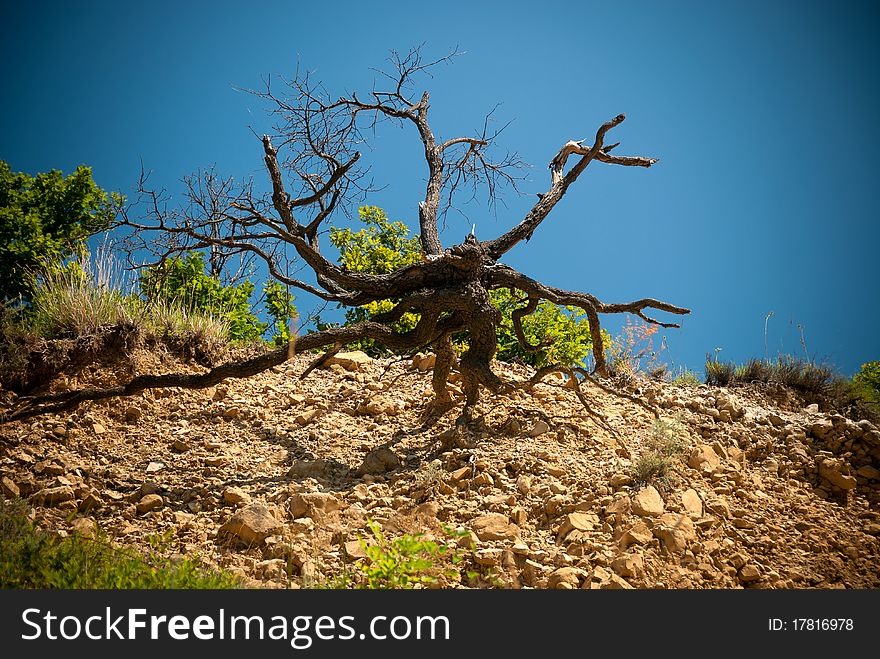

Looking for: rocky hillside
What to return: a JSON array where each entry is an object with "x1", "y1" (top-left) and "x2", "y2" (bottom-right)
[{"x1": 1, "y1": 349, "x2": 879, "y2": 589}]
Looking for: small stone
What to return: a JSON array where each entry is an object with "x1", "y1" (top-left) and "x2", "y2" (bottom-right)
[
  {"x1": 450, "y1": 467, "x2": 472, "y2": 482},
  {"x1": 145, "y1": 461, "x2": 164, "y2": 473},
  {"x1": 521, "y1": 560, "x2": 544, "y2": 587},
  {"x1": 172, "y1": 439, "x2": 191, "y2": 452},
  {"x1": 413, "y1": 353, "x2": 436, "y2": 372},
  {"x1": 326, "y1": 351, "x2": 373, "y2": 372},
  {"x1": 79, "y1": 493, "x2": 102, "y2": 512},
  {"x1": 357, "y1": 447, "x2": 400, "y2": 476},
  {"x1": 343, "y1": 540, "x2": 368, "y2": 559},
  {"x1": 288, "y1": 459, "x2": 331, "y2": 479},
  {"x1": 92, "y1": 422, "x2": 107, "y2": 435},
  {"x1": 474, "y1": 549, "x2": 503, "y2": 566},
  {"x1": 295, "y1": 408, "x2": 321, "y2": 425},
  {"x1": 52, "y1": 426, "x2": 68, "y2": 438},
  {"x1": 125, "y1": 406, "x2": 142, "y2": 423},
  {"x1": 204, "y1": 456, "x2": 226, "y2": 467},
  {"x1": 219, "y1": 503, "x2": 283, "y2": 546},
  {"x1": 618, "y1": 520, "x2": 653, "y2": 549},
  {"x1": 1, "y1": 476, "x2": 20, "y2": 498},
  {"x1": 32, "y1": 485, "x2": 75, "y2": 506},
  {"x1": 680, "y1": 488, "x2": 703, "y2": 518},
  {"x1": 688, "y1": 445, "x2": 721, "y2": 473},
  {"x1": 510, "y1": 507, "x2": 528, "y2": 526},
  {"x1": 70, "y1": 517, "x2": 96, "y2": 538},
  {"x1": 471, "y1": 513, "x2": 519, "y2": 541},
  {"x1": 528, "y1": 420, "x2": 550, "y2": 437},
  {"x1": 632, "y1": 485, "x2": 665, "y2": 517},
  {"x1": 609, "y1": 473, "x2": 633, "y2": 488},
  {"x1": 223, "y1": 407, "x2": 240, "y2": 420},
  {"x1": 516, "y1": 474, "x2": 532, "y2": 495},
  {"x1": 136, "y1": 494, "x2": 164, "y2": 514},
  {"x1": 804, "y1": 403, "x2": 819, "y2": 413},
  {"x1": 289, "y1": 492, "x2": 343, "y2": 519},
  {"x1": 547, "y1": 566, "x2": 587, "y2": 589},
  {"x1": 739, "y1": 564, "x2": 762, "y2": 584},
  {"x1": 653, "y1": 512, "x2": 696, "y2": 554},
  {"x1": 512, "y1": 542, "x2": 530, "y2": 555},
  {"x1": 557, "y1": 512, "x2": 600, "y2": 541},
  {"x1": 223, "y1": 487, "x2": 251, "y2": 505},
  {"x1": 457, "y1": 531, "x2": 479, "y2": 549},
  {"x1": 818, "y1": 459, "x2": 857, "y2": 490},
  {"x1": 857, "y1": 465, "x2": 880, "y2": 480},
  {"x1": 611, "y1": 554, "x2": 644, "y2": 579}
]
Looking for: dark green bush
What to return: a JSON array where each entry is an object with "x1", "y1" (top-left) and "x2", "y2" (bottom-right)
[
  {"x1": 0, "y1": 497, "x2": 239, "y2": 589},
  {"x1": 328, "y1": 205, "x2": 602, "y2": 367}
]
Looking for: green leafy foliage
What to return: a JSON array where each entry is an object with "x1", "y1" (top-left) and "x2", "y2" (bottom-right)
[
  {"x1": 0, "y1": 161, "x2": 121, "y2": 304},
  {"x1": 0, "y1": 498, "x2": 239, "y2": 589},
  {"x1": 330, "y1": 520, "x2": 463, "y2": 589},
  {"x1": 328, "y1": 206, "x2": 423, "y2": 355},
  {"x1": 329, "y1": 206, "x2": 601, "y2": 366},
  {"x1": 853, "y1": 361, "x2": 880, "y2": 404},
  {"x1": 139, "y1": 251, "x2": 265, "y2": 343},
  {"x1": 491, "y1": 287, "x2": 606, "y2": 368},
  {"x1": 263, "y1": 280, "x2": 297, "y2": 347}
]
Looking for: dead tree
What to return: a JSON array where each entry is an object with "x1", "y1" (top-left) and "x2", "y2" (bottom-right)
[{"x1": 3, "y1": 48, "x2": 689, "y2": 424}]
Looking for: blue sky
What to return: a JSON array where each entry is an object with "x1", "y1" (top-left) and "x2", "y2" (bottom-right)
[{"x1": 2, "y1": 0, "x2": 877, "y2": 376}]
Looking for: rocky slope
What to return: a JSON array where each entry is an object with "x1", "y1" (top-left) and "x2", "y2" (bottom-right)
[{"x1": 1, "y1": 349, "x2": 879, "y2": 589}]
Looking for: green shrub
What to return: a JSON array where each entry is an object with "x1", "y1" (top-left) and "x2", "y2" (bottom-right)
[
  {"x1": 328, "y1": 206, "x2": 422, "y2": 356},
  {"x1": 0, "y1": 161, "x2": 122, "y2": 304},
  {"x1": 853, "y1": 361, "x2": 880, "y2": 405},
  {"x1": 139, "y1": 251, "x2": 266, "y2": 343},
  {"x1": 0, "y1": 498, "x2": 239, "y2": 589},
  {"x1": 491, "y1": 287, "x2": 608, "y2": 368},
  {"x1": 263, "y1": 280, "x2": 297, "y2": 347},
  {"x1": 329, "y1": 206, "x2": 602, "y2": 367},
  {"x1": 329, "y1": 520, "x2": 462, "y2": 589}
]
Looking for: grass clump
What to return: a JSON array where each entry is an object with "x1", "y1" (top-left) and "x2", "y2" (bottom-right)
[
  {"x1": 0, "y1": 498, "x2": 239, "y2": 589},
  {"x1": 630, "y1": 414, "x2": 689, "y2": 484},
  {"x1": 705, "y1": 355, "x2": 835, "y2": 394},
  {"x1": 672, "y1": 368, "x2": 702, "y2": 388}
]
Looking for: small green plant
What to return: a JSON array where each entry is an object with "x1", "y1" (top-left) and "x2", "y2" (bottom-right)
[
  {"x1": 330, "y1": 520, "x2": 464, "y2": 589},
  {"x1": 630, "y1": 414, "x2": 689, "y2": 484},
  {"x1": 672, "y1": 368, "x2": 702, "y2": 388},
  {"x1": 0, "y1": 498, "x2": 239, "y2": 588},
  {"x1": 357, "y1": 520, "x2": 453, "y2": 589},
  {"x1": 263, "y1": 280, "x2": 297, "y2": 347}
]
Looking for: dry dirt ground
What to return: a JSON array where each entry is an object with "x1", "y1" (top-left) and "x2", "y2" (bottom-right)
[{"x1": 2, "y1": 349, "x2": 879, "y2": 589}]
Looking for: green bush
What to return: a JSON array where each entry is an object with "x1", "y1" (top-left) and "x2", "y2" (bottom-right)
[
  {"x1": 0, "y1": 161, "x2": 122, "y2": 304},
  {"x1": 328, "y1": 205, "x2": 602, "y2": 367},
  {"x1": 0, "y1": 498, "x2": 239, "y2": 589},
  {"x1": 491, "y1": 287, "x2": 608, "y2": 368},
  {"x1": 263, "y1": 279, "x2": 297, "y2": 347},
  {"x1": 853, "y1": 361, "x2": 880, "y2": 405},
  {"x1": 330, "y1": 520, "x2": 462, "y2": 589},
  {"x1": 328, "y1": 206, "x2": 422, "y2": 356},
  {"x1": 139, "y1": 251, "x2": 266, "y2": 343}
]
